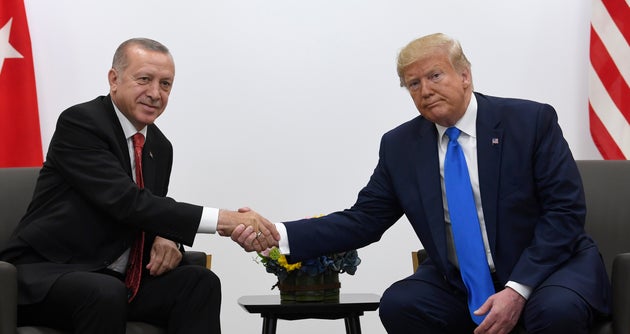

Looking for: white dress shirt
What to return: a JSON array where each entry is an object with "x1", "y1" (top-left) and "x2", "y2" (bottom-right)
[
  {"x1": 108, "y1": 104, "x2": 219, "y2": 273},
  {"x1": 276, "y1": 94, "x2": 531, "y2": 299},
  {"x1": 439, "y1": 95, "x2": 531, "y2": 299}
]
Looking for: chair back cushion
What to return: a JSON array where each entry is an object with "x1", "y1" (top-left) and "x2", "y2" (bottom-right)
[
  {"x1": 577, "y1": 160, "x2": 630, "y2": 277},
  {"x1": 0, "y1": 167, "x2": 40, "y2": 246}
]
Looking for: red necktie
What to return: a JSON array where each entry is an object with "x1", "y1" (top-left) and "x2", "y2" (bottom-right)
[{"x1": 126, "y1": 132, "x2": 145, "y2": 302}]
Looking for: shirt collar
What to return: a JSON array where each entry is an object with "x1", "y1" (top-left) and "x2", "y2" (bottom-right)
[
  {"x1": 435, "y1": 93, "x2": 477, "y2": 140},
  {"x1": 112, "y1": 103, "x2": 148, "y2": 140}
]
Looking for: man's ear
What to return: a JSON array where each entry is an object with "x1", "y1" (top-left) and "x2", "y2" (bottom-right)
[
  {"x1": 108, "y1": 68, "x2": 118, "y2": 91},
  {"x1": 461, "y1": 68, "x2": 472, "y2": 89}
]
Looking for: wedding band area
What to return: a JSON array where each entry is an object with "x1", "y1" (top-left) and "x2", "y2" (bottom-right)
[{"x1": 255, "y1": 231, "x2": 262, "y2": 238}]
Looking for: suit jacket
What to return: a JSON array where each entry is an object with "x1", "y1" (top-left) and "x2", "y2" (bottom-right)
[
  {"x1": 0, "y1": 95, "x2": 203, "y2": 304},
  {"x1": 284, "y1": 92, "x2": 611, "y2": 314}
]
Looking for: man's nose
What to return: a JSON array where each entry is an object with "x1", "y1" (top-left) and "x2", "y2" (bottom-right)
[
  {"x1": 420, "y1": 80, "x2": 433, "y2": 97},
  {"x1": 146, "y1": 81, "x2": 160, "y2": 100}
]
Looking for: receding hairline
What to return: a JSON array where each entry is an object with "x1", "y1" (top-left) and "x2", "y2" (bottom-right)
[{"x1": 111, "y1": 38, "x2": 172, "y2": 72}]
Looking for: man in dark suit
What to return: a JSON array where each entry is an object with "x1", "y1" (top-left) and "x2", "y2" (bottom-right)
[
  {"x1": 233, "y1": 33, "x2": 611, "y2": 333},
  {"x1": 0, "y1": 38, "x2": 278, "y2": 334}
]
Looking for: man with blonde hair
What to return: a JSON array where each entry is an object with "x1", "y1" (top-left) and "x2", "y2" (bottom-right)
[{"x1": 234, "y1": 33, "x2": 611, "y2": 333}]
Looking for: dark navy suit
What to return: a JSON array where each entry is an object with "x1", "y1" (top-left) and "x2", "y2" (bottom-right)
[{"x1": 284, "y1": 92, "x2": 611, "y2": 332}]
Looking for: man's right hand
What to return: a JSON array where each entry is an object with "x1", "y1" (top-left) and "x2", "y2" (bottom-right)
[
  {"x1": 231, "y1": 223, "x2": 277, "y2": 252},
  {"x1": 217, "y1": 207, "x2": 279, "y2": 250}
]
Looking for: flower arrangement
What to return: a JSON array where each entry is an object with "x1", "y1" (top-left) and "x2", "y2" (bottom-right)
[
  {"x1": 257, "y1": 246, "x2": 361, "y2": 283},
  {"x1": 256, "y1": 215, "x2": 361, "y2": 301}
]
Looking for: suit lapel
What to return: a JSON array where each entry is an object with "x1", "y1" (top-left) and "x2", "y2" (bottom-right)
[
  {"x1": 475, "y1": 93, "x2": 503, "y2": 255},
  {"x1": 142, "y1": 132, "x2": 157, "y2": 191},
  {"x1": 413, "y1": 119, "x2": 451, "y2": 271},
  {"x1": 103, "y1": 96, "x2": 134, "y2": 177}
]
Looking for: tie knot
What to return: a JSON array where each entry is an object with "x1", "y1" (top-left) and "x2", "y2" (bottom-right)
[
  {"x1": 132, "y1": 132, "x2": 145, "y2": 149},
  {"x1": 445, "y1": 127, "x2": 461, "y2": 142}
]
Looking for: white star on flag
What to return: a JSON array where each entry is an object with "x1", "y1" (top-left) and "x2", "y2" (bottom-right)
[
  {"x1": 0, "y1": 18, "x2": 24, "y2": 74},
  {"x1": 0, "y1": 0, "x2": 43, "y2": 168}
]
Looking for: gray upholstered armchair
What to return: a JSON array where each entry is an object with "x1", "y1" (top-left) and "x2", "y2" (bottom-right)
[
  {"x1": 412, "y1": 160, "x2": 630, "y2": 334},
  {"x1": 0, "y1": 167, "x2": 211, "y2": 334}
]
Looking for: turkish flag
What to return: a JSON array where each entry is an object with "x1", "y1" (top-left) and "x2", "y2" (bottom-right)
[{"x1": 0, "y1": 0, "x2": 42, "y2": 167}]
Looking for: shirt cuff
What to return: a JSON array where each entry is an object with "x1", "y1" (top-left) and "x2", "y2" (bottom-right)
[
  {"x1": 505, "y1": 280, "x2": 532, "y2": 300},
  {"x1": 276, "y1": 223, "x2": 290, "y2": 254},
  {"x1": 197, "y1": 207, "x2": 219, "y2": 233}
]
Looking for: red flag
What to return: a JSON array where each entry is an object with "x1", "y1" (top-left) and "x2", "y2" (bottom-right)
[
  {"x1": 588, "y1": 0, "x2": 630, "y2": 160},
  {"x1": 0, "y1": 0, "x2": 42, "y2": 167}
]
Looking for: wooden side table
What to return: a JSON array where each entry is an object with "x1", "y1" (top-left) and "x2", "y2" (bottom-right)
[{"x1": 237, "y1": 293, "x2": 381, "y2": 334}]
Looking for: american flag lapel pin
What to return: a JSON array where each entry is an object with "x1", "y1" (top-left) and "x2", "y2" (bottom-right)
[{"x1": 492, "y1": 138, "x2": 499, "y2": 145}]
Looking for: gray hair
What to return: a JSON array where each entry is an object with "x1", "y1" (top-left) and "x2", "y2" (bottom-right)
[{"x1": 112, "y1": 38, "x2": 171, "y2": 72}]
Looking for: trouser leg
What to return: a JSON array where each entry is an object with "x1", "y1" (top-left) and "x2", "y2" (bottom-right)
[
  {"x1": 129, "y1": 265, "x2": 222, "y2": 334},
  {"x1": 522, "y1": 285, "x2": 593, "y2": 334},
  {"x1": 18, "y1": 271, "x2": 128, "y2": 334},
  {"x1": 379, "y1": 265, "x2": 475, "y2": 334}
]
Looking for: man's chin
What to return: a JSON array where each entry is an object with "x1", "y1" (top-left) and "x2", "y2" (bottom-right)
[{"x1": 139, "y1": 113, "x2": 160, "y2": 125}]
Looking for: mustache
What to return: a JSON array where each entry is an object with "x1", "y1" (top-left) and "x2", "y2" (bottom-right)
[{"x1": 139, "y1": 97, "x2": 162, "y2": 108}]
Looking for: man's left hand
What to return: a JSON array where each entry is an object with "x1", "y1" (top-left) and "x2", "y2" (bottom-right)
[
  {"x1": 146, "y1": 236, "x2": 183, "y2": 276},
  {"x1": 473, "y1": 287, "x2": 526, "y2": 334}
]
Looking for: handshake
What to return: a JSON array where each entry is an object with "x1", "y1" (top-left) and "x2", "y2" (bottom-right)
[{"x1": 217, "y1": 207, "x2": 280, "y2": 252}]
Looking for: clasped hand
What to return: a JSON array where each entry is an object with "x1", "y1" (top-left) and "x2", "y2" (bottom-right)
[{"x1": 218, "y1": 207, "x2": 280, "y2": 251}]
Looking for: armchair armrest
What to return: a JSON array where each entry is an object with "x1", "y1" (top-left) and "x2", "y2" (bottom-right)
[
  {"x1": 612, "y1": 252, "x2": 630, "y2": 334},
  {"x1": 0, "y1": 261, "x2": 17, "y2": 334},
  {"x1": 411, "y1": 249, "x2": 428, "y2": 272},
  {"x1": 182, "y1": 251, "x2": 211, "y2": 269}
]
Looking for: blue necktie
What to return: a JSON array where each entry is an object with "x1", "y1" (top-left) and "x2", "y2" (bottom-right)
[{"x1": 444, "y1": 127, "x2": 495, "y2": 324}]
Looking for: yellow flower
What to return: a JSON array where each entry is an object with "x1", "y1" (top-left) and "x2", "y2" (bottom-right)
[
  {"x1": 277, "y1": 255, "x2": 301, "y2": 272},
  {"x1": 256, "y1": 215, "x2": 360, "y2": 283}
]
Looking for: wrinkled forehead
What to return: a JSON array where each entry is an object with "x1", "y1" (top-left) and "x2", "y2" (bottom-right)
[{"x1": 126, "y1": 48, "x2": 175, "y2": 73}]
